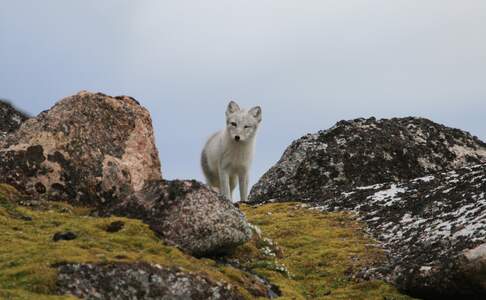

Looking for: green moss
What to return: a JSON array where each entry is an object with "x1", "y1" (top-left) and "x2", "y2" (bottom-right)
[
  {"x1": 238, "y1": 203, "x2": 416, "y2": 300},
  {"x1": 0, "y1": 289, "x2": 76, "y2": 300}
]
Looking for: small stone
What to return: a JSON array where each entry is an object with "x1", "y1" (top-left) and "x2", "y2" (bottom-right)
[
  {"x1": 105, "y1": 221, "x2": 124, "y2": 233},
  {"x1": 53, "y1": 231, "x2": 77, "y2": 242},
  {"x1": 20, "y1": 215, "x2": 32, "y2": 221},
  {"x1": 34, "y1": 182, "x2": 46, "y2": 194}
]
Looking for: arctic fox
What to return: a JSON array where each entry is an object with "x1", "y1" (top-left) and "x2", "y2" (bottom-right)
[{"x1": 201, "y1": 101, "x2": 262, "y2": 202}]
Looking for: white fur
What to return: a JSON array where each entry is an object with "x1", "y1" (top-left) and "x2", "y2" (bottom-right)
[{"x1": 201, "y1": 101, "x2": 262, "y2": 202}]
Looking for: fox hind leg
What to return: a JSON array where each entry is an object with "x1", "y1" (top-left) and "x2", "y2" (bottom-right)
[{"x1": 201, "y1": 149, "x2": 220, "y2": 190}]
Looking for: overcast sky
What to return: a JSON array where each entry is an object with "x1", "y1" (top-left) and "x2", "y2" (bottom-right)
[{"x1": 1, "y1": 1, "x2": 485, "y2": 197}]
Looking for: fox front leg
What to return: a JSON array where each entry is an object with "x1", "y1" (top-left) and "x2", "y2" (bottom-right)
[
  {"x1": 238, "y1": 171, "x2": 249, "y2": 202},
  {"x1": 219, "y1": 168, "x2": 231, "y2": 201}
]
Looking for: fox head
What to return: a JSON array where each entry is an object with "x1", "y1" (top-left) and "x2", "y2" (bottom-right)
[{"x1": 225, "y1": 100, "x2": 262, "y2": 142}]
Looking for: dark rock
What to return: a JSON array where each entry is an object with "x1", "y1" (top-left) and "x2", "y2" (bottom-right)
[
  {"x1": 0, "y1": 91, "x2": 162, "y2": 206},
  {"x1": 308, "y1": 163, "x2": 486, "y2": 299},
  {"x1": 248, "y1": 117, "x2": 486, "y2": 203},
  {"x1": 0, "y1": 99, "x2": 28, "y2": 138},
  {"x1": 56, "y1": 262, "x2": 245, "y2": 300},
  {"x1": 102, "y1": 179, "x2": 253, "y2": 257},
  {"x1": 105, "y1": 220, "x2": 124, "y2": 233},
  {"x1": 53, "y1": 231, "x2": 77, "y2": 242},
  {"x1": 34, "y1": 182, "x2": 46, "y2": 194},
  {"x1": 19, "y1": 215, "x2": 33, "y2": 221},
  {"x1": 269, "y1": 283, "x2": 282, "y2": 298}
]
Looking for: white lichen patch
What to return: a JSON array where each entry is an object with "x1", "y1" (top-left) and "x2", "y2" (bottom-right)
[
  {"x1": 414, "y1": 175, "x2": 435, "y2": 183},
  {"x1": 336, "y1": 137, "x2": 347, "y2": 146},
  {"x1": 356, "y1": 183, "x2": 385, "y2": 191},
  {"x1": 417, "y1": 157, "x2": 437, "y2": 171},
  {"x1": 367, "y1": 184, "x2": 407, "y2": 207}
]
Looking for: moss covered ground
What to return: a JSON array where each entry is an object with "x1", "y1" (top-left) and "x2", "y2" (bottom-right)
[
  {"x1": 0, "y1": 184, "x2": 414, "y2": 299},
  {"x1": 239, "y1": 203, "x2": 415, "y2": 299}
]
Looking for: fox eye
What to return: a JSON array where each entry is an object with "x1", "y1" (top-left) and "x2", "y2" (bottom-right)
[
  {"x1": 244, "y1": 125, "x2": 251, "y2": 129},
  {"x1": 230, "y1": 122, "x2": 237, "y2": 127}
]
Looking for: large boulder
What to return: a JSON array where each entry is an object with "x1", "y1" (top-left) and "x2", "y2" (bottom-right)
[
  {"x1": 248, "y1": 117, "x2": 486, "y2": 203},
  {"x1": 0, "y1": 91, "x2": 162, "y2": 206},
  {"x1": 0, "y1": 99, "x2": 29, "y2": 138},
  {"x1": 311, "y1": 163, "x2": 486, "y2": 299},
  {"x1": 103, "y1": 179, "x2": 253, "y2": 257},
  {"x1": 56, "y1": 262, "x2": 245, "y2": 300}
]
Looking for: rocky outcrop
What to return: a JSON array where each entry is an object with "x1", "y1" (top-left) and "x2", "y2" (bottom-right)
[
  {"x1": 56, "y1": 262, "x2": 245, "y2": 300},
  {"x1": 247, "y1": 117, "x2": 486, "y2": 298},
  {"x1": 0, "y1": 99, "x2": 28, "y2": 138},
  {"x1": 0, "y1": 91, "x2": 162, "y2": 206},
  {"x1": 103, "y1": 180, "x2": 253, "y2": 257},
  {"x1": 248, "y1": 117, "x2": 486, "y2": 203},
  {"x1": 312, "y1": 163, "x2": 486, "y2": 299}
]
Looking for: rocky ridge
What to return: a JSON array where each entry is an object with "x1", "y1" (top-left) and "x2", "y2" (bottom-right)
[{"x1": 249, "y1": 117, "x2": 486, "y2": 203}]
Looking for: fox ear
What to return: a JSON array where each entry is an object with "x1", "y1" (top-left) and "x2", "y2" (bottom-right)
[
  {"x1": 249, "y1": 106, "x2": 262, "y2": 123},
  {"x1": 226, "y1": 101, "x2": 240, "y2": 116}
]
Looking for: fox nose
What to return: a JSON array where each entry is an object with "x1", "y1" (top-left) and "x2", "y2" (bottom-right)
[{"x1": 235, "y1": 135, "x2": 240, "y2": 141}]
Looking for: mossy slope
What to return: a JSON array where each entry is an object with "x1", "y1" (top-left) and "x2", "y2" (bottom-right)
[
  {"x1": 238, "y1": 203, "x2": 416, "y2": 300},
  {"x1": 1, "y1": 184, "x2": 414, "y2": 299}
]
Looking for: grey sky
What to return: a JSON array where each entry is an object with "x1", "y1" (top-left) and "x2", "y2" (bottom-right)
[{"x1": 1, "y1": 1, "x2": 485, "y2": 194}]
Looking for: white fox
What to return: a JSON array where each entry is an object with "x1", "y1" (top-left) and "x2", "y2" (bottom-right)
[{"x1": 201, "y1": 101, "x2": 262, "y2": 202}]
